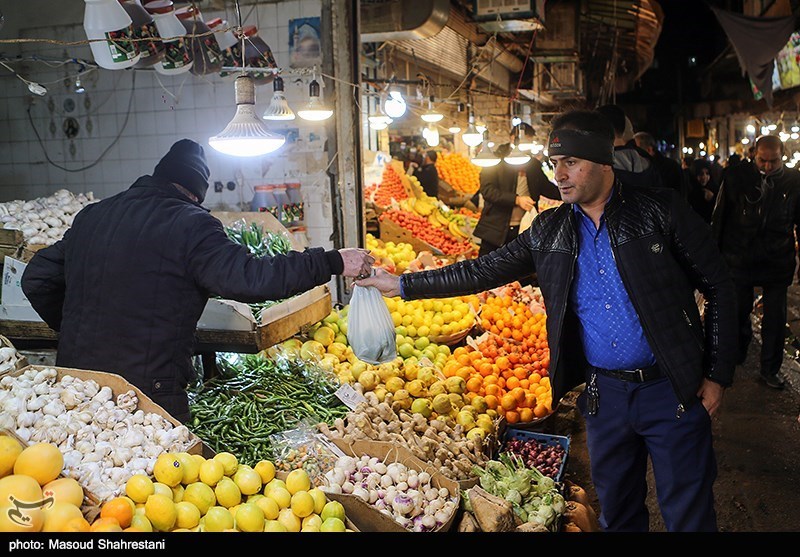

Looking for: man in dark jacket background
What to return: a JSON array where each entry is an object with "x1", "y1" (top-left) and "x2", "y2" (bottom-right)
[
  {"x1": 21, "y1": 139, "x2": 374, "y2": 421},
  {"x1": 357, "y1": 110, "x2": 736, "y2": 532},
  {"x1": 634, "y1": 131, "x2": 689, "y2": 199},
  {"x1": 597, "y1": 104, "x2": 663, "y2": 189},
  {"x1": 711, "y1": 134, "x2": 800, "y2": 390}
]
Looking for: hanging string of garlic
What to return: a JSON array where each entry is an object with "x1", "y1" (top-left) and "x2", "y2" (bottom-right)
[
  {"x1": 0, "y1": 189, "x2": 98, "y2": 246},
  {"x1": 0, "y1": 368, "x2": 196, "y2": 502}
]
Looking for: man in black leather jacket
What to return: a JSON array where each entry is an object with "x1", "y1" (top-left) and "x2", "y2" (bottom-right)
[
  {"x1": 21, "y1": 139, "x2": 375, "y2": 421},
  {"x1": 711, "y1": 134, "x2": 800, "y2": 390},
  {"x1": 358, "y1": 110, "x2": 737, "y2": 532}
]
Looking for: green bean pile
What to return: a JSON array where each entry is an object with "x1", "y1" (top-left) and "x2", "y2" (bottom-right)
[{"x1": 187, "y1": 353, "x2": 348, "y2": 466}]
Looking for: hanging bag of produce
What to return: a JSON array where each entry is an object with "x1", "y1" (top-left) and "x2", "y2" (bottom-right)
[{"x1": 347, "y1": 284, "x2": 397, "y2": 365}]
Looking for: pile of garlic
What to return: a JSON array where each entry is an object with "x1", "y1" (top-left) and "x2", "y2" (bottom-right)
[
  {"x1": 0, "y1": 344, "x2": 23, "y2": 374},
  {"x1": 0, "y1": 367, "x2": 196, "y2": 502},
  {"x1": 0, "y1": 189, "x2": 97, "y2": 246}
]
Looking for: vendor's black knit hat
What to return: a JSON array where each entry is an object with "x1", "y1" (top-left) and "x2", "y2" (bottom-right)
[{"x1": 153, "y1": 139, "x2": 210, "y2": 203}]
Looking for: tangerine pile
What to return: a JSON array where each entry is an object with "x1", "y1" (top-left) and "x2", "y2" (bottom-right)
[
  {"x1": 479, "y1": 293, "x2": 548, "y2": 343},
  {"x1": 436, "y1": 152, "x2": 481, "y2": 194}
]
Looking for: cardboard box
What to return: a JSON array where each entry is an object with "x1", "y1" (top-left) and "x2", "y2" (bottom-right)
[
  {"x1": 325, "y1": 439, "x2": 460, "y2": 533},
  {"x1": 211, "y1": 211, "x2": 303, "y2": 252},
  {"x1": 1, "y1": 256, "x2": 43, "y2": 322}
]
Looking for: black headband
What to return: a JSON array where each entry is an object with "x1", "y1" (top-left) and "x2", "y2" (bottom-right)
[{"x1": 548, "y1": 128, "x2": 615, "y2": 166}]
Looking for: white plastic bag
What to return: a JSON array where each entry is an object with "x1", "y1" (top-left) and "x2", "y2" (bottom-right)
[{"x1": 347, "y1": 285, "x2": 397, "y2": 365}]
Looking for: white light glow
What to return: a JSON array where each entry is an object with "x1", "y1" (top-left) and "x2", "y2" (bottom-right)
[
  {"x1": 746, "y1": 124, "x2": 756, "y2": 134},
  {"x1": 423, "y1": 125, "x2": 440, "y2": 147},
  {"x1": 448, "y1": 126, "x2": 461, "y2": 133},
  {"x1": 384, "y1": 90, "x2": 407, "y2": 118},
  {"x1": 511, "y1": 116, "x2": 522, "y2": 127},
  {"x1": 504, "y1": 144, "x2": 531, "y2": 166},
  {"x1": 471, "y1": 144, "x2": 501, "y2": 167},
  {"x1": 742, "y1": 138, "x2": 750, "y2": 144}
]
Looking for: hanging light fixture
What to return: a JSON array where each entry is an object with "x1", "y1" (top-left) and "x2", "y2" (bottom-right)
[
  {"x1": 448, "y1": 125, "x2": 461, "y2": 134},
  {"x1": 383, "y1": 85, "x2": 407, "y2": 119},
  {"x1": 471, "y1": 143, "x2": 500, "y2": 168},
  {"x1": 423, "y1": 124, "x2": 440, "y2": 147},
  {"x1": 262, "y1": 76, "x2": 295, "y2": 121},
  {"x1": 461, "y1": 113, "x2": 484, "y2": 147},
  {"x1": 421, "y1": 95, "x2": 443, "y2": 123},
  {"x1": 504, "y1": 144, "x2": 532, "y2": 166},
  {"x1": 368, "y1": 103, "x2": 392, "y2": 129},
  {"x1": 297, "y1": 78, "x2": 334, "y2": 121},
  {"x1": 208, "y1": 0, "x2": 285, "y2": 157}
]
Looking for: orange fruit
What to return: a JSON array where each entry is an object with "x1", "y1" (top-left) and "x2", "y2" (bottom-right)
[
  {"x1": 505, "y1": 376, "x2": 521, "y2": 391},
  {"x1": 101, "y1": 496, "x2": 134, "y2": 529},
  {"x1": 500, "y1": 394, "x2": 517, "y2": 411},
  {"x1": 484, "y1": 395, "x2": 498, "y2": 410},
  {"x1": 456, "y1": 366, "x2": 473, "y2": 380},
  {"x1": 495, "y1": 356, "x2": 510, "y2": 371},
  {"x1": 456, "y1": 353, "x2": 472, "y2": 366},
  {"x1": 484, "y1": 383, "x2": 500, "y2": 397},
  {"x1": 466, "y1": 376, "x2": 483, "y2": 393},
  {"x1": 533, "y1": 404, "x2": 549, "y2": 418},
  {"x1": 529, "y1": 372, "x2": 542, "y2": 385},
  {"x1": 505, "y1": 410, "x2": 520, "y2": 424},
  {"x1": 519, "y1": 408, "x2": 534, "y2": 423},
  {"x1": 510, "y1": 387, "x2": 526, "y2": 404}
]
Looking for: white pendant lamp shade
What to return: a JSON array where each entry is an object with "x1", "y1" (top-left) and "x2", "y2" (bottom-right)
[
  {"x1": 209, "y1": 75, "x2": 286, "y2": 157},
  {"x1": 262, "y1": 76, "x2": 295, "y2": 121},
  {"x1": 421, "y1": 96, "x2": 443, "y2": 123},
  {"x1": 461, "y1": 118, "x2": 484, "y2": 147},
  {"x1": 297, "y1": 79, "x2": 333, "y2": 121},
  {"x1": 368, "y1": 107, "x2": 392, "y2": 129},
  {"x1": 384, "y1": 89, "x2": 406, "y2": 119},
  {"x1": 448, "y1": 125, "x2": 461, "y2": 133},
  {"x1": 504, "y1": 144, "x2": 532, "y2": 166},
  {"x1": 471, "y1": 144, "x2": 500, "y2": 167}
]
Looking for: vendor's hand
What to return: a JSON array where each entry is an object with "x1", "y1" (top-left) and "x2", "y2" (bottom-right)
[
  {"x1": 354, "y1": 267, "x2": 402, "y2": 297},
  {"x1": 516, "y1": 195, "x2": 535, "y2": 211},
  {"x1": 697, "y1": 378, "x2": 725, "y2": 418},
  {"x1": 703, "y1": 188, "x2": 714, "y2": 202},
  {"x1": 339, "y1": 248, "x2": 375, "y2": 278}
]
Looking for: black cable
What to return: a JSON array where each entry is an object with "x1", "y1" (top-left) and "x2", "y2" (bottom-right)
[{"x1": 27, "y1": 70, "x2": 136, "y2": 173}]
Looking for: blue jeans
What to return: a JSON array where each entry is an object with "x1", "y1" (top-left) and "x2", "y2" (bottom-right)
[{"x1": 577, "y1": 373, "x2": 718, "y2": 532}]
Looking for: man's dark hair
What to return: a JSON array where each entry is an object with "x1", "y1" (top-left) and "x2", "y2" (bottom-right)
[
  {"x1": 425, "y1": 150, "x2": 438, "y2": 163},
  {"x1": 755, "y1": 134, "x2": 784, "y2": 154},
  {"x1": 633, "y1": 131, "x2": 657, "y2": 151},
  {"x1": 550, "y1": 109, "x2": 615, "y2": 144},
  {"x1": 596, "y1": 104, "x2": 627, "y2": 136}
]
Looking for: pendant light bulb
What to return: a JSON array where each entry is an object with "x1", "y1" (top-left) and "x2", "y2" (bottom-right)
[
  {"x1": 297, "y1": 79, "x2": 334, "y2": 121},
  {"x1": 209, "y1": 74, "x2": 286, "y2": 157},
  {"x1": 384, "y1": 89, "x2": 407, "y2": 119},
  {"x1": 471, "y1": 143, "x2": 501, "y2": 167},
  {"x1": 448, "y1": 125, "x2": 461, "y2": 134},
  {"x1": 421, "y1": 96, "x2": 443, "y2": 123},
  {"x1": 461, "y1": 114, "x2": 484, "y2": 147},
  {"x1": 504, "y1": 144, "x2": 532, "y2": 166},
  {"x1": 262, "y1": 76, "x2": 295, "y2": 121}
]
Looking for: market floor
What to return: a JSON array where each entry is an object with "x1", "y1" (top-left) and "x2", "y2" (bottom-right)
[{"x1": 554, "y1": 287, "x2": 800, "y2": 533}]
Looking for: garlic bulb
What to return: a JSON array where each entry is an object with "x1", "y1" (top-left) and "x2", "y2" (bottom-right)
[{"x1": 0, "y1": 189, "x2": 98, "y2": 245}]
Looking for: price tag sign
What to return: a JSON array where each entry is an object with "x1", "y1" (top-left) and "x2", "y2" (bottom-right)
[{"x1": 335, "y1": 383, "x2": 367, "y2": 410}]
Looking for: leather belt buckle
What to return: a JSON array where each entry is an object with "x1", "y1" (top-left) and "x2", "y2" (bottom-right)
[{"x1": 634, "y1": 368, "x2": 646, "y2": 382}]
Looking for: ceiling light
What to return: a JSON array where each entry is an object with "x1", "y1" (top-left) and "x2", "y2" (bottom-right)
[
  {"x1": 368, "y1": 105, "x2": 392, "y2": 128},
  {"x1": 461, "y1": 115, "x2": 483, "y2": 147},
  {"x1": 74, "y1": 76, "x2": 85, "y2": 94},
  {"x1": 504, "y1": 144, "x2": 531, "y2": 166},
  {"x1": 448, "y1": 125, "x2": 461, "y2": 134},
  {"x1": 476, "y1": 124, "x2": 487, "y2": 135},
  {"x1": 370, "y1": 121, "x2": 389, "y2": 130},
  {"x1": 262, "y1": 76, "x2": 295, "y2": 121},
  {"x1": 746, "y1": 124, "x2": 756, "y2": 134},
  {"x1": 297, "y1": 79, "x2": 333, "y2": 121},
  {"x1": 511, "y1": 116, "x2": 522, "y2": 127},
  {"x1": 421, "y1": 95, "x2": 443, "y2": 123},
  {"x1": 383, "y1": 88, "x2": 406, "y2": 119},
  {"x1": 471, "y1": 144, "x2": 500, "y2": 167},
  {"x1": 423, "y1": 124, "x2": 439, "y2": 147},
  {"x1": 209, "y1": 74, "x2": 286, "y2": 157}
]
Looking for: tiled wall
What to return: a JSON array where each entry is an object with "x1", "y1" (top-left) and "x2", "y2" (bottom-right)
[{"x1": 0, "y1": 0, "x2": 337, "y2": 251}]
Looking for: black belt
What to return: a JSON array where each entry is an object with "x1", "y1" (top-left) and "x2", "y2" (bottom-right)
[{"x1": 590, "y1": 364, "x2": 663, "y2": 383}]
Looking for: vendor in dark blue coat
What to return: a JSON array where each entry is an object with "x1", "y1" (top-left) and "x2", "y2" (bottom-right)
[{"x1": 21, "y1": 139, "x2": 375, "y2": 422}]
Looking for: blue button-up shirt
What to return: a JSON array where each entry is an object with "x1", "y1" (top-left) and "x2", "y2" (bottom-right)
[{"x1": 569, "y1": 203, "x2": 656, "y2": 370}]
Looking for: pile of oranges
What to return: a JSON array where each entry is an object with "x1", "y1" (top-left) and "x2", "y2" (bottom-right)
[
  {"x1": 478, "y1": 294, "x2": 547, "y2": 343},
  {"x1": 436, "y1": 152, "x2": 481, "y2": 194}
]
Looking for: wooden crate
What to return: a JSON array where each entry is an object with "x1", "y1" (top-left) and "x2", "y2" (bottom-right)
[
  {"x1": 379, "y1": 216, "x2": 445, "y2": 256},
  {"x1": 0, "y1": 229, "x2": 24, "y2": 247}
]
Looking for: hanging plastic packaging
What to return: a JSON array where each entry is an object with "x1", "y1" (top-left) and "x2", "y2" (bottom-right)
[
  {"x1": 83, "y1": 0, "x2": 141, "y2": 70},
  {"x1": 118, "y1": 0, "x2": 164, "y2": 68},
  {"x1": 347, "y1": 284, "x2": 397, "y2": 365},
  {"x1": 144, "y1": 0, "x2": 193, "y2": 75},
  {"x1": 175, "y1": 4, "x2": 223, "y2": 76},
  {"x1": 229, "y1": 25, "x2": 277, "y2": 86},
  {"x1": 207, "y1": 17, "x2": 238, "y2": 78}
]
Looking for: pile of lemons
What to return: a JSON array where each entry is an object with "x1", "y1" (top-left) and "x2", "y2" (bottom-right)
[
  {"x1": 96, "y1": 451, "x2": 351, "y2": 533},
  {"x1": 387, "y1": 295, "x2": 478, "y2": 340},
  {"x1": 0, "y1": 434, "x2": 91, "y2": 533}
]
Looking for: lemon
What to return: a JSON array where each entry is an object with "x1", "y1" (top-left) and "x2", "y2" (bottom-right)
[
  {"x1": 254, "y1": 495, "x2": 280, "y2": 520},
  {"x1": 0, "y1": 435, "x2": 23, "y2": 478},
  {"x1": 177, "y1": 452, "x2": 200, "y2": 484},
  {"x1": 144, "y1": 493, "x2": 177, "y2": 532},
  {"x1": 264, "y1": 519, "x2": 288, "y2": 532},
  {"x1": 320, "y1": 500, "x2": 346, "y2": 523},
  {"x1": 213, "y1": 452, "x2": 238, "y2": 477},
  {"x1": 307, "y1": 487, "x2": 327, "y2": 515},
  {"x1": 42, "y1": 501, "x2": 84, "y2": 532},
  {"x1": 233, "y1": 466, "x2": 262, "y2": 496},
  {"x1": 171, "y1": 484, "x2": 185, "y2": 503},
  {"x1": 13, "y1": 443, "x2": 63, "y2": 486},
  {"x1": 290, "y1": 490, "x2": 315, "y2": 518},
  {"x1": 190, "y1": 454, "x2": 206, "y2": 468},
  {"x1": 320, "y1": 516, "x2": 346, "y2": 532},
  {"x1": 174, "y1": 501, "x2": 201, "y2": 529},
  {"x1": 125, "y1": 474, "x2": 155, "y2": 504},
  {"x1": 203, "y1": 506, "x2": 234, "y2": 532},
  {"x1": 153, "y1": 482, "x2": 174, "y2": 500},
  {"x1": 235, "y1": 502, "x2": 265, "y2": 532},
  {"x1": 182, "y1": 482, "x2": 216, "y2": 515},
  {"x1": 302, "y1": 514, "x2": 322, "y2": 530},
  {"x1": 153, "y1": 453, "x2": 183, "y2": 487},
  {"x1": 198, "y1": 459, "x2": 224, "y2": 487},
  {"x1": 246, "y1": 494, "x2": 264, "y2": 504},
  {"x1": 263, "y1": 478, "x2": 287, "y2": 496},
  {"x1": 42, "y1": 477, "x2": 84, "y2": 507},
  {"x1": 214, "y1": 477, "x2": 241, "y2": 509},
  {"x1": 266, "y1": 486, "x2": 292, "y2": 510},
  {"x1": 130, "y1": 514, "x2": 152, "y2": 532},
  {"x1": 253, "y1": 460, "x2": 276, "y2": 484},
  {"x1": 285, "y1": 468, "x2": 311, "y2": 495},
  {"x1": 277, "y1": 507, "x2": 301, "y2": 532}
]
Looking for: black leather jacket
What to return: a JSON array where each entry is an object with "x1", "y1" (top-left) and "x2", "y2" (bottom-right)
[
  {"x1": 402, "y1": 183, "x2": 737, "y2": 411},
  {"x1": 711, "y1": 162, "x2": 800, "y2": 285}
]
